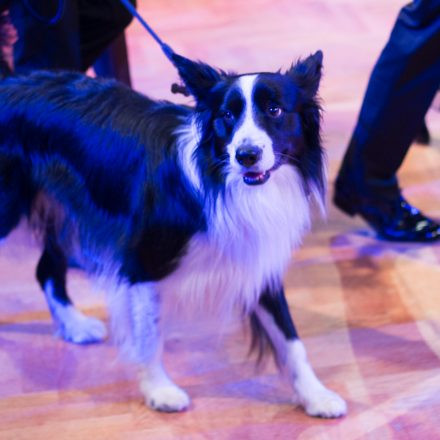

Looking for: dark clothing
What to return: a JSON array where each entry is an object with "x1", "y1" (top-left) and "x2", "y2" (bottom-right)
[
  {"x1": 336, "y1": 0, "x2": 440, "y2": 201},
  {"x1": 8, "y1": 0, "x2": 135, "y2": 72}
]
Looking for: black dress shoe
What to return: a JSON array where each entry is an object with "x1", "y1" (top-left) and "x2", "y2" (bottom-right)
[{"x1": 334, "y1": 190, "x2": 440, "y2": 242}]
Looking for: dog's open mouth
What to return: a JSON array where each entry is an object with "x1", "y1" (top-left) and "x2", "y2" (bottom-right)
[{"x1": 243, "y1": 171, "x2": 271, "y2": 185}]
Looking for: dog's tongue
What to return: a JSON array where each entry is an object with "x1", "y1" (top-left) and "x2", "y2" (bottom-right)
[{"x1": 243, "y1": 171, "x2": 270, "y2": 185}]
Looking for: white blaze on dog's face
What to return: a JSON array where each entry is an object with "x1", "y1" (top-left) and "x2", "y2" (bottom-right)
[{"x1": 223, "y1": 75, "x2": 275, "y2": 185}]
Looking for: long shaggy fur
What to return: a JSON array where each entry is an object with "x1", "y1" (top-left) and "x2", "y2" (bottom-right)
[
  {"x1": 0, "y1": 23, "x2": 348, "y2": 418},
  {"x1": 0, "y1": 47, "x2": 324, "y2": 355}
]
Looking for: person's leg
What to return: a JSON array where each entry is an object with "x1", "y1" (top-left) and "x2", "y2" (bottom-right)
[
  {"x1": 93, "y1": 32, "x2": 132, "y2": 87},
  {"x1": 414, "y1": 119, "x2": 431, "y2": 145},
  {"x1": 78, "y1": 0, "x2": 135, "y2": 72},
  {"x1": 9, "y1": 0, "x2": 82, "y2": 72},
  {"x1": 335, "y1": 0, "x2": 440, "y2": 241}
]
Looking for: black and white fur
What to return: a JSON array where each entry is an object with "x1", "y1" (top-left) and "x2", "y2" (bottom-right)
[{"x1": 0, "y1": 28, "x2": 346, "y2": 416}]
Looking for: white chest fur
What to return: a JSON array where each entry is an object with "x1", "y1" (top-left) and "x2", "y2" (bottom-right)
[{"x1": 158, "y1": 165, "x2": 311, "y2": 315}]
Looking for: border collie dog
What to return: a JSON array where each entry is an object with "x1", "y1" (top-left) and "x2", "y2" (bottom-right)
[{"x1": 0, "y1": 33, "x2": 346, "y2": 416}]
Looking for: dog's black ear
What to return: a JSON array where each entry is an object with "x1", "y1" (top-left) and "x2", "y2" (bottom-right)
[
  {"x1": 171, "y1": 53, "x2": 222, "y2": 102},
  {"x1": 287, "y1": 50, "x2": 323, "y2": 97}
]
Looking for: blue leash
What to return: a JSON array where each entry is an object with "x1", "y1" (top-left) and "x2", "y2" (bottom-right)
[{"x1": 119, "y1": 0, "x2": 175, "y2": 62}]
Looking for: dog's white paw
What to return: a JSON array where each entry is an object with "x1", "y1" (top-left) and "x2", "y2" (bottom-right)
[
  {"x1": 141, "y1": 383, "x2": 190, "y2": 413},
  {"x1": 55, "y1": 308, "x2": 107, "y2": 344},
  {"x1": 300, "y1": 388, "x2": 347, "y2": 418}
]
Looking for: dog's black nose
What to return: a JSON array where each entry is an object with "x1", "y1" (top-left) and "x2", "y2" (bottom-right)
[{"x1": 235, "y1": 146, "x2": 262, "y2": 167}]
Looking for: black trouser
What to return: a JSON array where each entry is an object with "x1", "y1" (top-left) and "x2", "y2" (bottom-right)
[
  {"x1": 8, "y1": 0, "x2": 135, "y2": 72},
  {"x1": 336, "y1": 0, "x2": 440, "y2": 200}
]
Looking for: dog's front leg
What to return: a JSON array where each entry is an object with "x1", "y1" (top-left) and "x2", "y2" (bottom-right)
[
  {"x1": 254, "y1": 287, "x2": 347, "y2": 418},
  {"x1": 109, "y1": 282, "x2": 189, "y2": 412}
]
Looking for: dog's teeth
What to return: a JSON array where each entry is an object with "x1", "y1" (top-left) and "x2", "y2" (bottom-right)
[{"x1": 243, "y1": 170, "x2": 270, "y2": 185}]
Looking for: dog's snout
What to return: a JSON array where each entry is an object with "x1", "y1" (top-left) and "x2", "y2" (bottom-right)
[{"x1": 235, "y1": 146, "x2": 262, "y2": 168}]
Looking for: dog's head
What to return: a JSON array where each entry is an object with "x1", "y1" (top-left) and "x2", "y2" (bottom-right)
[{"x1": 172, "y1": 51, "x2": 325, "y2": 201}]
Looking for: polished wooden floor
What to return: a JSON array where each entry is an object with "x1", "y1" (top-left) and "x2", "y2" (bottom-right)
[{"x1": 1, "y1": 1, "x2": 440, "y2": 439}]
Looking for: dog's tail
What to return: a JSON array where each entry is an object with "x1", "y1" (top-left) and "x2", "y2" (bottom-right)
[{"x1": 0, "y1": 10, "x2": 13, "y2": 77}]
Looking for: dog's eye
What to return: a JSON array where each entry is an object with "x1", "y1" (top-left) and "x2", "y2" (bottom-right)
[
  {"x1": 221, "y1": 110, "x2": 234, "y2": 121},
  {"x1": 223, "y1": 110, "x2": 234, "y2": 121},
  {"x1": 267, "y1": 106, "x2": 283, "y2": 118}
]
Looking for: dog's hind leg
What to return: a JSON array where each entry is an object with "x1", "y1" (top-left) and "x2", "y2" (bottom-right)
[
  {"x1": 36, "y1": 239, "x2": 107, "y2": 344},
  {"x1": 252, "y1": 287, "x2": 347, "y2": 418},
  {"x1": 109, "y1": 282, "x2": 190, "y2": 412}
]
